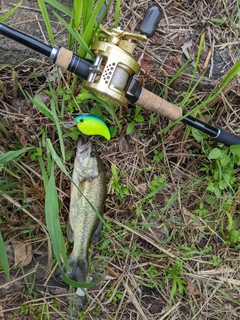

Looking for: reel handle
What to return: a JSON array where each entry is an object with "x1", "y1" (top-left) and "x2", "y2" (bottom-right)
[{"x1": 135, "y1": 87, "x2": 182, "y2": 121}]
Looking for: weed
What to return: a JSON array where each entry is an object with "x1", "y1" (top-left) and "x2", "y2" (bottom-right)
[
  {"x1": 165, "y1": 261, "x2": 186, "y2": 301},
  {"x1": 210, "y1": 255, "x2": 222, "y2": 267},
  {"x1": 225, "y1": 212, "x2": 240, "y2": 248},
  {"x1": 110, "y1": 164, "x2": 129, "y2": 201},
  {"x1": 146, "y1": 264, "x2": 159, "y2": 278},
  {"x1": 78, "y1": 311, "x2": 88, "y2": 319},
  {"x1": 153, "y1": 149, "x2": 164, "y2": 163},
  {"x1": 107, "y1": 285, "x2": 124, "y2": 304},
  {"x1": 126, "y1": 105, "x2": 144, "y2": 135},
  {"x1": 56, "y1": 87, "x2": 76, "y2": 115},
  {"x1": 0, "y1": 231, "x2": 10, "y2": 281},
  {"x1": 193, "y1": 202, "x2": 209, "y2": 218},
  {"x1": 200, "y1": 145, "x2": 240, "y2": 197}
]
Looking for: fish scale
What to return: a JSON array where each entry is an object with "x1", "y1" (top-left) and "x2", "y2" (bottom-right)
[{"x1": 69, "y1": 176, "x2": 105, "y2": 260}]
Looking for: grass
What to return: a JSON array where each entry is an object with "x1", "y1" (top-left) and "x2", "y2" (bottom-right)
[{"x1": 0, "y1": 0, "x2": 240, "y2": 319}]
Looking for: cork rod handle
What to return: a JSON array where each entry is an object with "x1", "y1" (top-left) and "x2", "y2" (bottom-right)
[{"x1": 135, "y1": 88, "x2": 182, "y2": 121}]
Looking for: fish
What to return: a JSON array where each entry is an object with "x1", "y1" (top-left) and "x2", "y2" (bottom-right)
[
  {"x1": 62, "y1": 138, "x2": 107, "y2": 285},
  {"x1": 75, "y1": 115, "x2": 111, "y2": 140}
]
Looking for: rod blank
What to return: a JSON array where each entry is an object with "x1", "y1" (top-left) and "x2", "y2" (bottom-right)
[{"x1": 0, "y1": 23, "x2": 52, "y2": 56}]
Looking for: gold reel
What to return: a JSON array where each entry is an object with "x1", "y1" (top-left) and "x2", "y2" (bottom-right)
[{"x1": 83, "y1": 25, "x2": 147, "y2": 105}]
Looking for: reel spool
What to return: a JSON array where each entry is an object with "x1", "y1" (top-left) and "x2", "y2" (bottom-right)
[{"x1": 83, "y1": 25, "x2": 147, "y2": 105}]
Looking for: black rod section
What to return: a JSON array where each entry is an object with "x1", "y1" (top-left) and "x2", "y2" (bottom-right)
[
  {"x1": 126, "y1": 85, "x2": 240, "y2": 146},
  {"x1": 0, "y1": 22, "x2": 93, "y2": 80},
  {"x1": 182, "y1": 115, "x2": 218, "y2": 137},
  {"x1": 0, "y1": 23, "x2": 52, "y2": 57}
]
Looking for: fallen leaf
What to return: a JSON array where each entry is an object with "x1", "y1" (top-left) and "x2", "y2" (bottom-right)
[
  {"x1": 163, "y1": 53, "x2": 182, "y2": 75},
  {"x1": 181, "y1": 40, "x2": 193, "y2": 60},
  {"x1": 118, "y1": 135, "x2": 130, "y2": 153},
  {"x1": 182, "y1": 207, "x2": 202, "y2": 226},
  {"x1": 135, "y1": 52, "x2": 154, "y2": 71},
  {"x1": 186, "y1": 280, "x2": 200, "y2": 296},
  {"x1": 135, "y1": 183, "x2": 147, "y2": 193},
  {"x1": 149, "y1": 297, "x2": 163, "y2": 313},
  {"x1": 11, "y1": 240, "x2": 32, "y2": 268},
  {"x1": 174, "y1": 36, "x2": 189, "y2": 48}
]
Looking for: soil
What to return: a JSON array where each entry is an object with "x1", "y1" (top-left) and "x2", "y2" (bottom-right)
[{"x1": 0, "y1": 0, "x2": 70, "y2": 64}]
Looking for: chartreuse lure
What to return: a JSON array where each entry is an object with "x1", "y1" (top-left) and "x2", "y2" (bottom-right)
[{"x1": 75, "y1": 115, "x2": 111, "y2": 140}]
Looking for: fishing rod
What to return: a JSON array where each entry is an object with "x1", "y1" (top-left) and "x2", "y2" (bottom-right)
[{"x1": 0, "y1": 6, "x2": 239, "y2": 146}]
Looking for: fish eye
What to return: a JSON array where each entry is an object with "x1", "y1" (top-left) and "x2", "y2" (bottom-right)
[
  {"x1": 79, "y1": 118, "x2": 84, "y2": 123},
  {"x1": 90, "y1": 151, "x2": 96, "y2": 157}
]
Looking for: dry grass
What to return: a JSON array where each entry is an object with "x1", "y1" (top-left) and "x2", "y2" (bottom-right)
[{"x1": 1, "y1": 0, "x2": 240, "y2": 319}]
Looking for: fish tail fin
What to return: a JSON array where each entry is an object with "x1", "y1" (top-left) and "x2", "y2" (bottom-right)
[{"x1": 65, "y1": 256, "x2": 88, "y2": 284}]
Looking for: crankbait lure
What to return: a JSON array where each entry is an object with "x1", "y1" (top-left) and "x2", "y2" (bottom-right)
[{"x1": 75, "y1": 115, "x2": 111, "y2": 140}]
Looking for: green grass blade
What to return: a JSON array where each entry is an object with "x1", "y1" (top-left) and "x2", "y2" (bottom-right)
[
  {"x1": 184, "y1": 60, "x2": 240, "y2": 117},
  {"x1": 114, "y1": 0, "x2": 121, "y2": 27},
  {"x1": 26, "y1": 93, "x2": 55, "y2": 122},
  {"x1": 160, "y1": 59, "x2": 191, "y2": 96},
  {"x1": 96, "y1": 0, "x2": 114, "y2": 25},
  {"x1": 43, "y1": 0, "x2": 72, "y2": 17},
  {"x1": 37, "y1": 0, "x2": 55, "y2": 45},
  {"x1": 0, "y1": 181, "x2": 19, "y2": 190},
  {"x1": 49, "y1": 96, "x2": 66, "y2": 161},
  {"x1": 0, "y1": 147, "x2": 35, "y2": 165},
  {"x1": 73, "y1": 0, "x2": 83, "y2": 30},
  {"x1": 183, "y1": 33, "x2": 205, "y2": 106},
  {"x1": 0, "y1": 0, "x2": 22, "y2": 22},
  {"x1": 68, "y1": 0, "x2": 83, "y2": 48},
  {"x1": 38, "y1": 155, "x2": 49, "y2": 189},
  {"x1": 44, "y1": 160, "x2": 70, "y2": 272},
  {"x1": 53, "y1": 11, "x2": 94, "y2": 59},
  {"x1": 0, "y1": 231, "x2": 10, "y2": 281},
  {"x1": 80, "y1": 0, "x2": 107, "y2": 56},
  {"x1": 82, "y1": 0, "x2": 94, "y2": 31}
]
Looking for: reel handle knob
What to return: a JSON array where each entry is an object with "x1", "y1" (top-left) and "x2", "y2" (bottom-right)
[{"x1": 139, "y1": 6, "x2": 162, "y2": 38}]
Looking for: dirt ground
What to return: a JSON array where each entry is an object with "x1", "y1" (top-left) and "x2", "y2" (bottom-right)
[{"x1": 0, "y1": 0, "x2": 240, "y2": 319}]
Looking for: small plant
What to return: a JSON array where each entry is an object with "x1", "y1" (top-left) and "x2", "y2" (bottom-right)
[
  {"x1": 107, "y1": 285, "x2": 124, "y2": 304},
  {"x1": 193, "y1": 202, "x2": 209, "y2": 218},
  {"x1": 126, "y1": 105, "x2": 144, "y2": 135},
  {"x1": 210, "y1": 255, "x2": 222, "y2": 267},
  {"x1": 153, "y1": 149, "x2": 164, "y2": 163},
  {"x1": 145, "y1": 264, "x2": 159, "y2": 279},
  {"x1": 110, "y1": 164, "x2": 129, "y2": 201},
  {"x1": 148, "y1": 175, "x2": 166, "y2": 193},
  {"x1": 78, "y1": 311, "x2": 88, "y2": 319},
  {"x1": 225, "y1": 212, "x2": 240, "y2": 248},
  {"x1": 56, "y1": 87, "x2": 76, "y2": 115},
  {"x1": 200, "y1": 145, "x2": 240, "y2": 197},
  {"x1": 165, "y1": 260, "x2": 186, "y2": 301}
]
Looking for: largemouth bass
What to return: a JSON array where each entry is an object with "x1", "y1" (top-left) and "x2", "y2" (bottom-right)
[{"x1": 64, "y1": 138, "x2": 106, "y2": 284}]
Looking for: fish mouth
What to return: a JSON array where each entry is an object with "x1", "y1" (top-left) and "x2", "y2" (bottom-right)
[{"x1": 77, "y1": 137, "x2": 92, "y2": 154}]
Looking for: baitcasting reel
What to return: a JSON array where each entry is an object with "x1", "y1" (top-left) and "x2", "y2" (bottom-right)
[{"x1": 84, "y1": 25, "x2": 147, "y2": 105}]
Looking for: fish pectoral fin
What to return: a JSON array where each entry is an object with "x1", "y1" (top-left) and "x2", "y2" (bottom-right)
[
  {"x1": 67, "y1": 223, "x2": 74, "y2": 243},
  {"x1": 91, "y1": 220, "x2": 102, "y2": 244}
]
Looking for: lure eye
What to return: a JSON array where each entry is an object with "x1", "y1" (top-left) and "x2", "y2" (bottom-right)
[
  {"x1": 90, "y1": 151, "x2": 96, "y2": 157},
  {"x1": 79, "y1": 118, "x2": 84, "y2": 123}
]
